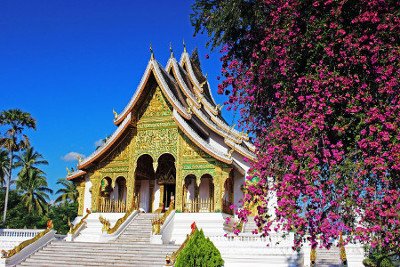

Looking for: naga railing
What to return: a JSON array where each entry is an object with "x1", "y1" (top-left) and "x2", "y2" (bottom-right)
[
  {"x1": 99, "y1": 207, "x2": 137, "y2": 235},
  {"x1": 68, "y1": 209, "x2": 91, "y2": 235},
  {"x1": 151, "y1": 200, "x2": 175, "y2": 234},
  {"x1": 1, "y1": 220, "x2": 55, "y2": 261}
]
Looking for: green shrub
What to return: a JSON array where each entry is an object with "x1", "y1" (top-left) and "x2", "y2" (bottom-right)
[
  {"x1": 363, "y1": 258, "x2": 377, "y2": 267},
  {"x1": 380, "y1": 257, "x2": 394, "y2": 267},
  {"x1": 175, "y1": 228, "x2": 224, "y2": 267}
]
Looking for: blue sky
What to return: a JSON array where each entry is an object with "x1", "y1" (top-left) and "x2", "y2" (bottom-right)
[{"x1": 0, "y1": 1, "x2": 236, "y2": 197}]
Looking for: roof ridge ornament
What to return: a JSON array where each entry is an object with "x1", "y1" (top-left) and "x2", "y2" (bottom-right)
[
  {"x1": 215, "y1": 104, "x2": 224, "y2": 112},
  {"x1": 183, "y1": 39, "x2": 187, "y2": 53},
  {"x1": 169, "y1": 42, "x2": 174, "y2": 58},
  {"x1": 150, "y1": 43, "x2": 154, "y2": 60},
  {"x1": 113, "y1": 109, "x2": 118, "y2": 119}
]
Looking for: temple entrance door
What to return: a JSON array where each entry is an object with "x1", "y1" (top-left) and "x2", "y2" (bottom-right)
[{"x1": 164, "y1": 184, "x2": 175, "y2": 209}]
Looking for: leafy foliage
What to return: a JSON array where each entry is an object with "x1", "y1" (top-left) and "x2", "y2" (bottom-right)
[
  {"x1": 175, "y1": 228, "x2": 224, "y2": 267},
  {"x1": 0, "y1": 109, "x2": 37, "y2": 223},
  {"x1": 55, "y1": 178, "x2": 78, "y2": 204},
  {"x1": 47, "y1": 202, "x2": 78, "y2": 235},
  {"x1": 17, "y1": 168, "x2": 53, "y2": 215},
  {"x1": 0, "y1": 149, "x2": 9, "y2": 187},
  {"x1": 192, "y1": 0, "x2": 400, "y2": 251}
]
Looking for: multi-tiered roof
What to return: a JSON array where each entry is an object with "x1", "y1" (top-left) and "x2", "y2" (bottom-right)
[{"x1": 67, "y1": 47, "x2": 256, "y2": 180}]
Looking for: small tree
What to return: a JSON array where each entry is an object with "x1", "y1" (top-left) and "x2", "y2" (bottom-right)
[
  {"x1": 175, "y1": 228, "x2": 224, "y2": 267},
  {"x1": 0, "y1": 109, "x2": 36, "y2": 223}
]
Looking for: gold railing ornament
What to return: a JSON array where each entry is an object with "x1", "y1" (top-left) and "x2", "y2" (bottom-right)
[
  {"x1": 99, "y1": 216, "x2": 111, "y2": 233},
  {"x1": 339, "y1": 232, "x2": 347, "y2": 266},
  {"x1": 310, "y1": 247, "x2": 317, "y2": 266},
  {"x1": 107, "y1": 207, "x2": 136, "y2": 235},
  {"x1": 151, "y1": 200, "x2": 175, "y2": 234},
  {"x1": 1, "y1": 223, "x2": 53, "y2": 259},
  {"x1": 68, "y1": 209, "x2": 91, "y2": 235}
]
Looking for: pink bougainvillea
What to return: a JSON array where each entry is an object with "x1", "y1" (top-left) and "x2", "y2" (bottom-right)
[{"x1": 194, "y1": 0, "x2": 400, "y2": 251}]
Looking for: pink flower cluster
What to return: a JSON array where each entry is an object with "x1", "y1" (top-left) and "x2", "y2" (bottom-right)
[{"x1": 219, "y1": 0, "x2": 400, "y2": 251}]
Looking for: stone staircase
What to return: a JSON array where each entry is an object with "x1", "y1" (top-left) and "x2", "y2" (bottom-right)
[
  {"x1": 114, "y1": 213, "x2": 155, "y2": 243},
  {"x1": 17, "y1": 213, "x2": 179, "y2": 267}
]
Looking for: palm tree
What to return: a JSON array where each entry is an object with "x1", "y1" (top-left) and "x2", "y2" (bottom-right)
[
  {"x1": 0, "y1": 109, "x2": 36, "y2": 223},
  {"x1": 16, "y1": 168, "x2": 53, "y2": 215},
  {"x1": 0, "y1": 149, "x2": 9, "y2": 187},
  {"x1": 14, "y1": 147, "x2": 48, "y2": 179},
  {"x1": 55, "y1": 178, "x2": 78, "y2": 204}
]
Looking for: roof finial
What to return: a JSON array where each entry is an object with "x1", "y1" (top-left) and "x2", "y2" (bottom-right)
[
  {"x1": 169, "y1": 42, "x2": 174, "y2": 58},
  {"x1": 183, "y1": 39, "x2": 187, "y2": 53},
  {"x1": 150, "y1": 43, "x2": 154, "y2": 59},
  {"x1": 113, "y1": 109, "x2": 118, "y2": 119}
]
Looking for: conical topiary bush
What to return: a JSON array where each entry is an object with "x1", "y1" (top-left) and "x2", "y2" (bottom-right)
[{"x1": 175, "y1": 228, "x2": 224, "y2": 267}]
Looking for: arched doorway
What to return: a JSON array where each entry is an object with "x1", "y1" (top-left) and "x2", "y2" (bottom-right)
[
  {"x1": 135, "y1": 154, "x2": 155, "y2": 212},
  {"x1": 183, "y1": 174, "x2": 196, "y2": 212},
  {"x1": 156, "y1": 153, "x2": 176, "y2": 211},
  {"x1": 199, "y1": 174, "x2": 214, "y2": 212}
]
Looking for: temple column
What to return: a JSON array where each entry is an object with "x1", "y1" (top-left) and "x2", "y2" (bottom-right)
[
  {"x1": 91, "y1": 176, "x2": 101, "y2": 212},
  {"x1": 209, "y1": 178, "x2": 214, "y2": 212},
  {"x1": 77, "y1": 179, "x2": 85, "y2": 216},
  {"x1": 214, "y1": 166, "x2": 232, "y2": 212},
  {"x1": 159, "y1": 184, "x2": 165, "y2": 209},
  {"x1": 175, "y1": 163, "x2": 183, "y2": 212},
  {"x1": 126, "y1": 167, "x2": 136, "y2": 210},
  {"x1": 195, "y1": 177, "x2": 200, "y2": 212}
]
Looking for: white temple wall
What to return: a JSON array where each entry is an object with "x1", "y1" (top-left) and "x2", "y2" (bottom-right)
[
  {"x1": 153, "y1": 181, "x2": 160, "y2": 210},
  {"x1": 139, "y1": 180, "x2": 150, "y2": 212},
  {"x1": 111, "y1": 183, "x2": 119, "y2": 200},
  {"x1": 199, "y1": 178, "x2": 210, "y2": 200},
  {"x1": 83, "y1": 175, "x2": 92, "y2": 214},
  {"x1": 233, "y1": 170, "x2": 245, "y2": 210},
  {"x1": 187, "y1": 180, "x2": 195, "y2": 201}
]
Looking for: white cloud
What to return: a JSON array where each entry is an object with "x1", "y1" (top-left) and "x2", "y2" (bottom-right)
[
  {"x1": 62, "y1": 152, "x2": 85, "y2": 162},
  {"x1": 94, "y1": 139, "x2": 106, "y2": 148}
]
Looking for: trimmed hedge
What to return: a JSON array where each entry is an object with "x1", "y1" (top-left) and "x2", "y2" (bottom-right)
[{"x1": 175, "y1": 228, "x2": 224, "y2": 267}]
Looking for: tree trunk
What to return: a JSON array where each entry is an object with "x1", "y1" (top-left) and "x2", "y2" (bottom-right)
[{"x1": 2, "y1": 149, "x2": 13, "y2": 224}]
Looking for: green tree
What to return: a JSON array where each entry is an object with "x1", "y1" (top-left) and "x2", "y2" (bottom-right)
[
  {"x1": 0, "y1": 109, "x2": 36, "y2": 223},
  {"x1": 55, "y1": 178, "x2": 78, "y2": 204},
  {"x1": 0, "y1": 190, "x2": 46, "y2": 229},
  {"x1": 16, "y1": 168, "x2": 53, "y2": 215},
  {"x1": 14, "y1": 147, "x2": 48, "y2": 179},
  {"x1": 0, "y1": 149, "x2": 9, "y2": 187},
  {"x1": 48, "y1": 202, "x2": 78, "y2": 235}
]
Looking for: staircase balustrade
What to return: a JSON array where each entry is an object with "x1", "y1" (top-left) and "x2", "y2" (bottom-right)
[
  {"x1": 1, "y1": 221, "x2": 56, "y2": 267},
  {"x1": 151, "y1": 200, "x2": 175, "y2": 234}
]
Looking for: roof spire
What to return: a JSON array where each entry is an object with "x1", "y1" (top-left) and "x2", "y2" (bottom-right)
[
  {"x1": 169, "y1": 42, "x2": 174, "y2": 58},
  {"x1": 150, "y1": 43, "x2": 154, "y2": 59},
  {"x1": 183, "y1": 39, "x2": 187, "y2": 53}
]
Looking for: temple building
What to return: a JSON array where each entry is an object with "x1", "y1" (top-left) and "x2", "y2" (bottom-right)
[{"x1": 66, "y1": 47, "x2": 256, "y2": 217}]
